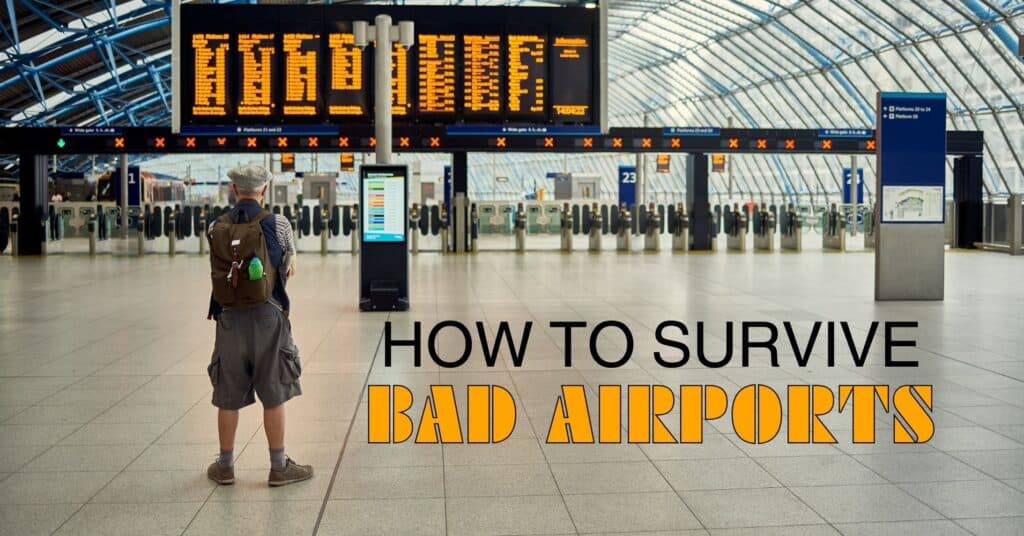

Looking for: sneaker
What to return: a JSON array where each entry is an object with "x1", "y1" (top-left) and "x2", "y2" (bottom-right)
[
  {"x1": 207, "y1": 461, "x2": 235, "y2": 485},
  {"x1": 268, "y1": 456, "x2": 313, "y2": 487}
]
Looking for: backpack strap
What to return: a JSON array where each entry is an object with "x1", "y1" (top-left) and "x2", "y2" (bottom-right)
[{"x1": 253, "y1": 210, "x2": 272, "y2": 224}]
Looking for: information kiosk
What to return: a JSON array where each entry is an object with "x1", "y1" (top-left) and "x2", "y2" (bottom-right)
[{"x1": 359, "y1": 165, "x2": 410, "y2": 311}]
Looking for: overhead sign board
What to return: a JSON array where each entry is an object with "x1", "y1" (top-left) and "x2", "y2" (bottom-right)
[{"x1": 175, "y1": 4, "x2": 602, "y2": 131}]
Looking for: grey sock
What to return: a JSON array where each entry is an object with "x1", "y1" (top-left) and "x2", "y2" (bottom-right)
[
  {"x1": 270, "y1": 447, "x2": 286, "y2": 471},
  {"x1": 218, "y1": 449, "x2": 233, "y2": 468}
]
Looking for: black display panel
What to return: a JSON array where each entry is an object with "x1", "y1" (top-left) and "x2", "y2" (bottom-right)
[
  {"x1": 550, "y1": 34, "x2": 592, "y2": 122},
  {"x1": 176, "y1": 4, "x2": 600, "y2": 129},
  {"x1": 325, "y1": 25, "x2": 369, "y2": 119}
]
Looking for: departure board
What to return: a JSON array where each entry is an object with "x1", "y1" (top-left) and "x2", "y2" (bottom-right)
[
  {"x1": 391, "y1": 43, "x2": 411, "y2": 116},
  {"x1": 463, "y1": 34, "x2": 501, "y2": 114},
  {"x1": 237, "y1": 33, "x2": 275, "y2": 116},
  {"x1": 507, "y1": 34, "x2": 546, "y2": 119},
  {"x1": 282, "y1": 33, "x2": 320, "y2": 117},
  {"x1": 176, "y1": 5, "x2": 601, "y2": 128},
  {"x1": 417, "y1": 34, "x2": 457, "y2": 114},
  {"x1": 550, "y1": 35, "x2": 591, "y2": 122},
  {"x1": 190, "y1": 34, "x2": 230, "y2": 117},
  {"x1": 327, "y1": 32, "x2": 368, "y2": 117}
]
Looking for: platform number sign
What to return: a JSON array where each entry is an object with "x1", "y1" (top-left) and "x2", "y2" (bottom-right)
[
  {"x1": 843, "y1": 168, "x2": 863, "y2": 205},
  {"x1": 618, "y1": 165, "x2": 636, "y2": 207},
  {"x1": 114, "y1": 166, "x2": 142, "y2": 206}
]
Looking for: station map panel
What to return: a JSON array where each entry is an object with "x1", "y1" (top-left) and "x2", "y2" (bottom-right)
[{"x1": 178, "y1": 4, "x2": 600, "y2": 127}]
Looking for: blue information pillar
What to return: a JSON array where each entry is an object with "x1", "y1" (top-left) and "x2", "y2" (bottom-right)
[
  {"x1": 618, "y1": 165, "x2": 636, "y2": 207},
  {"x1": 874, "y1": 92, "x2": 947, "y2": 301}
]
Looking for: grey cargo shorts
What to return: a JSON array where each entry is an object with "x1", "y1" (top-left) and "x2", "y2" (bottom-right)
[{"x1": 207, "y1": 302, "x2": 302, "y2": 410}]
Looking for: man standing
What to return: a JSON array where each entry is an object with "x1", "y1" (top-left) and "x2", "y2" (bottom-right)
[{"x1": 205, "y1": 164, "x2": 312, "y2": 487}]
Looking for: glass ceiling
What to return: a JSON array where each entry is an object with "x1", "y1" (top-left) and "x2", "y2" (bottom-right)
[{"x1": 1, "y1": 0, "x2": 1022, "y2": 198}]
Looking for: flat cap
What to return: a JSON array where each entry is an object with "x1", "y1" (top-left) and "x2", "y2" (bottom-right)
[{"x1": 226, "y1": 164, "x2": 272, "y2": 191}]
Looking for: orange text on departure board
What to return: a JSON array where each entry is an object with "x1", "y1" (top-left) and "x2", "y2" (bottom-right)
[
  {"x1": 418, "y1": 34, "x2": 456, "y2": 114},
  {"x1": 237, "y1": 33, "x2": 275, "y2": 116},
  {"x1": 391, "y1": 43, "x2": 410, "y2": 116},
  {"x1": 328, "y1": 33, "x2": 364, "y2": 116},
  {"x1": 191, "y1": 33, "x2": 230, "y2": 116},
  {"x1": 282, "y1": 33, "x2": 319, "y2": 116},
  {"x1": 463, "y1": 34, "x2": 501, "y2": 113},
  {"x1": 507, "y1": 34, "x2": 545, "y2": 114}
]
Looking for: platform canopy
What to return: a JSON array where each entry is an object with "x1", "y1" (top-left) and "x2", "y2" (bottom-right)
[{"x1": 0, "y1": 0, "x2": 1021, "y2": 199}]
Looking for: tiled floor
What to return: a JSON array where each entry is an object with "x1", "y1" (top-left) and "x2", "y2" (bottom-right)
[{"x1": 0, "y1": 248, "x2": 1022, "y2": 535}]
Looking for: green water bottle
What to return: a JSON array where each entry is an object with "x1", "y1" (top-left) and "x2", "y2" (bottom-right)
[{"x1": 248, "y1": 256, "x2": 264, "y2": 280}]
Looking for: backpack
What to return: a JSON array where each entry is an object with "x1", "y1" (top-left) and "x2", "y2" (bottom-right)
[{"x1": 208, "y1": 209, "x2": 276, "y2": 308}]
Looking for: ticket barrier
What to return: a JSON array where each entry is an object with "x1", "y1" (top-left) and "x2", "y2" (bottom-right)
[
  {"x1": 545, "y1": 204, "x2": 561, "y2": 234},
  {"x1": 319, "y1": 205, "x2": 330, "y2": 256},
  {"x1": 526, "y1": 204, "x2": 544, "y2": 234},
  {"x1": 671, "y1": 203, "x2": 690, "y2": 251},
  {"x1": 0, "y1": 205, "x2": 11, "y2": 255},
  {"x1": 644, "y1": 202, "x2": 661, "y2": 251},
  {"x1": 439, "y1": 204, "x2": 450, "y2": 254},
  {"x1": 616, "y1": 204, "x2": 632, "y2": 252},
  {"x1": 753, "y1": 205, "x2": 776, "y2": 251},
  {"x1": 514, "y1": 202, "x2": 526, "y2": 252},
  {"x1": 409, "y1": 204, "x2": 421, "y2": 254},
  {"x1": 822, "y1": 204, "x2": 846, "y2": 251},
  {"x1": 560, "y1": 203, "x2": 574, "y2": 252},
  {"x1": 167, "y1": 206, "x2": 179, "y2": 257},
  {"x1": 197, "y1": 207, "x2": 209, "y2": 255},
  {"x1": 350, "y1": 203, "x2": 360, "y2": 255},
  {"x1": 135, "y1": 211, "x2": 145, "y2": 257},
  {"x1": 727, "y1": 204, "x2": 748, "y2": 251},
  {"x1": 862, "y1": 205, "x2": 876, "y2": 248},
  {"x1": 588, "y1": 202, "x2": 603, "y2": 252},
  {"x1": 470, "y1": 204, "x2": 479, "y2": 253},
  {"x1": 780, "y1": 204, "x2": 803, "y2": 251},
  {"x1": 5, "y1": 207, "x2": 17, "y2": 256}
]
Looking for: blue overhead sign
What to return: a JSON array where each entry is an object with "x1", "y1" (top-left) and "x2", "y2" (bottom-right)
[
  {"x1": 618, "y1": 165, "x2": 637, "y2": 207},
  {"x1": 61, "y1": 127, "x2": 123, "y2": 136},
  {"x1": 877, "y1": 92, "x2": 946, "y2": 223},
  {"x1": 663, "y1": 127, "x2": 720, "y2": 136},
  {"x1": 179, "y1": 125, "x2": 339, "y2": 136},
  {"x1": 842, "y1": 168, "x2": 864, "y2": 204},
  {"x1": 445, "y1": 125, "x2": 601, "y2": 136},
  {"x1": 819, "y1": 128, "x2": 872, "y2": 138}
]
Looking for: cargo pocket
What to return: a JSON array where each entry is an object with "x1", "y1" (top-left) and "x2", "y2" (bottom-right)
[
  {"x1": 280, "y1": 346, "x2": 302, "y2": 384},
  {"x1": 207, "y1": 356, "x2": 221, "y2": 386}
]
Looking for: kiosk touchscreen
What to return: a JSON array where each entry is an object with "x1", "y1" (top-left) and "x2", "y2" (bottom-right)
[{"x1": 359, "y1": 165, "x2": 409, "y2": 311}]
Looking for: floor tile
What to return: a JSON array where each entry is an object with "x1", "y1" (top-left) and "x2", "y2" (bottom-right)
[
  {"x1": 330, "y1": 464, "x2": 444, "y2": 499},
  {"x1": 789, "y1": 484, "x2": 941, "y2": 524},
  {"x1": 657, "y1": 458, "x2": 779, "y2": 490},
  {"x1": 443, "y1": 463, "x2": 557, "y2": 497},
  {"x1": 319, "y1": 498, "x2": 444, "y2": 535},
  {"x1": 759, "y1": 455, "x2": 885, "y2": 486},
  {"x1": 183, "y1": 499, "x2": 321, "y2": 536},
  {"x1": 447, "y1": 495, "x2": 575, "y2": 535},
  {"x1": 0, "y1": 471, "x2": 117, "y2": 504},
  {"x1": 955, "y1": 517, "x2": 1024, "y2": 535},
  {"x1": 0, "y1": 503, "x2": 82, "y2": 536},
  {"x1": 551, "y1": 461, "x2": 672, "y2": 494},
  {"x1": 680, "y1": 488, "x2": 823, "y2": 529},
  {"x1": 949, "y1": 449, "x2": 1024, "y2": 479},
  {"x1": 21, "y1": 443, "x2": 148, "y2": 472},
  {"x1": 833, "y1": 520, "x2": 969, "y2": 536},
  {"x1": 852, "y1": 451, "x2": 988, "y2": 482},
  {"x1": 900, "y1": 479, "x2": 1024, "y2": 518},
  {"x1": 91, "y1": 470, "x2": 217, "y2": 503},
  {"x1": 54, "y1": 502, "x2": 202, "y2": 536}
]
